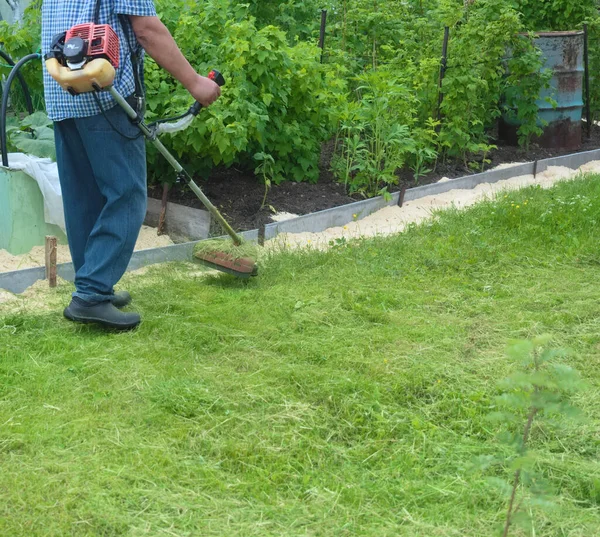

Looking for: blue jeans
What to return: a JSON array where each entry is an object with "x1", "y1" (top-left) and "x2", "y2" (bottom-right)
[{"x1": 54, "y1": 100, "x2": 147, "y2": 304}]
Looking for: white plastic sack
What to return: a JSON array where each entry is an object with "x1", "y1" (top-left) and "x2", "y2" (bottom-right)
[{"x1": 1, "y1": 152, "x2": 66, "y2": 234}]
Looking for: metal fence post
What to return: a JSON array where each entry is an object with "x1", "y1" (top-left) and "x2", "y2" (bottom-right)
[{"x1": 319, "y1": 10, "x2": 328, "y2": 63}]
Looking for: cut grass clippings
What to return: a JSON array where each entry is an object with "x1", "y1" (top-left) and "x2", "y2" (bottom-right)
[
  {"x1": 193, "y1": 238, "x2": 260, "y2": 260},
  {"x1": 1, "y1": 174, "x2": 600, "y2": 536}
]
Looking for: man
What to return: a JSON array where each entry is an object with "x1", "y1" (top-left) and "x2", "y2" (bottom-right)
[{"x1": 41, "y1": 0, "x2": 220, "y2": 330}]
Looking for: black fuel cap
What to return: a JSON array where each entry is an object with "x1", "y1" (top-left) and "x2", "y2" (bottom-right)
[{"x1": 63, "y1": 36, "x2": 87, "y2": 64}]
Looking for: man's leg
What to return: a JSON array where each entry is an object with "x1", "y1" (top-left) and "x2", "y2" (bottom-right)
[
  {"x1": 54, "y1": 119, "x2": 104, "y2": 274},
  {"x1": 71, "y1": 102, "x2": 148, "y2": 304}
]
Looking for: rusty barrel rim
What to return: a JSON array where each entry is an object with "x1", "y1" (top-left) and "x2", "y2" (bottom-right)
[{"x1": 534, "y1": 31, "x2": 584, "y2": 38}]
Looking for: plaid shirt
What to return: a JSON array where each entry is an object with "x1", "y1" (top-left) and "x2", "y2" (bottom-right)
[{"x1": 41, "y1": 0, "x2": 157, "y2": 122}]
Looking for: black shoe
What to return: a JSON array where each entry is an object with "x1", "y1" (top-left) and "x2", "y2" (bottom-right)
[
  {"x1": 110, "y1": 291, "x2": 132, "y2": 309},
  {"x1": 64, "y1": 298, "x2": 141, "y2": 331}
]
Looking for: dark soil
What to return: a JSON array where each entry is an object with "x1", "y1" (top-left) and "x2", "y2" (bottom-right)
[
  {"x1": 407, "y1": 122, "x2": 600, "y2": 183},
  {"x1": 148, "y1": 123, "x2": 600, "y2": 232},
  {"x1": 149, "y1": 140, "x2": 356, "y2": 231}
]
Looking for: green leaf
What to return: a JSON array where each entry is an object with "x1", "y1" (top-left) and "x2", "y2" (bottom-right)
[
  {"x1": 20, "y1": 111, "x2": 52, "y2": 129},
  {"x1": 262, "y1": 93, "x2": 274, "y2": 106},
  {"x1": 10, "y1": 126, "x2": 56, "y2": 161},
  {"x1": 5, "y1": 116, "x2": 19, "y2": 133}
]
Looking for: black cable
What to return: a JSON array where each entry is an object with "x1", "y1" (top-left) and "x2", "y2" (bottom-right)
[
  {"x1": 1, "y1": 53, "x2": 41, "y2": 167},
  {"x1": 94, "y1": 0, "x2": 101, "y2": 25},
  {"x1": 92, "y1": 92, "x2": 144, "y2": 141},
  {"x1": 148, "y1": 111, "x2": 189, "y2": 127},
  {"x1": 0, "y1": 49, "x2": 34, "y2": 115},
  {"x1": 118, "y1": 15, "x2": 145, "y2": 105}
]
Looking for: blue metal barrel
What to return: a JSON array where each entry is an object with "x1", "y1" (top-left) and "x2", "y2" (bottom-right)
[
  {"x1": 535, "y1": 31, "x2": 584, "y2": 149},
  {"x1": 500, "y1": 31, "x2": 584, "y2": 150}
]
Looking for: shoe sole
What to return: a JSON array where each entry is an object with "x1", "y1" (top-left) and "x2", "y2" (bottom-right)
[{"x1": 64, "y1": 309, "x2": 140, "y2": 331}]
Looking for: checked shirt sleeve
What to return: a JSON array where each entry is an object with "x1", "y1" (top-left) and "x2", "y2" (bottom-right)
[{"x1": 114, "y1": 0, "x2": 157, "y2": 17}]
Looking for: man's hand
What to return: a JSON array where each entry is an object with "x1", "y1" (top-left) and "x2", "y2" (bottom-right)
[
  {"x1": 187, "y1": 74, "x2": 221, "y2": 107},
  {"x1": 130, "y1": 15, "x2": 221, "y2": 107}
]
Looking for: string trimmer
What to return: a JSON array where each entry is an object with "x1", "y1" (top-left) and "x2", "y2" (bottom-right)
[{"x1": 44, "y1": 23, "x2": 258, "y2": 278}]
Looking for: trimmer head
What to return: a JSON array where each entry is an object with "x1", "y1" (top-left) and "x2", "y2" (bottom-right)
[
  {"x1": 194, "y1": 250, "x2": 258, "y2": 279},
  {"x1": 193, "y1": 239, "x2": 259, "y2": 279}
]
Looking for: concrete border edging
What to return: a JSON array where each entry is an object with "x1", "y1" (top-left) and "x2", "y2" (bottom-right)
[
  {"x1": 145, "y1": 198, "x2": 211, "y2": 242},
  {"x1": 402, "y1": 162, "x2": 536, "y2": 202},
  {"x1": 536, "y1": 148, "x2": 600, "y2": 173},
  {"x1": 2, "y1": 147, "x2": 600, "y2": 295}
]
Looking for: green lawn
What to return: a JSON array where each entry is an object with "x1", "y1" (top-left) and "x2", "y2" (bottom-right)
[{"x1": 1, "y1": 175, "x2": 600, "y2": 536}]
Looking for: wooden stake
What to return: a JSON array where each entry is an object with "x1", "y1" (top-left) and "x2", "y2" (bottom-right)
[
  {"x1": 45, "y1": 236, "x2": 57, "y2": 288},
  {"x1": 398, "y1": 185, "x2": 407, "y2": 208},
  {"x1": 158, "y1": 183, "x2": 171, "y2": 236}
]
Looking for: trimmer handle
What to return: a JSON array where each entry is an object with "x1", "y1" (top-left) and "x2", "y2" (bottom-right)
[
  {"x1": 208, "y1": 69, "x2": 226, "y2": 87},
  {"x1": 189, "y1": 69, "x2": 226, "y2": 116}
]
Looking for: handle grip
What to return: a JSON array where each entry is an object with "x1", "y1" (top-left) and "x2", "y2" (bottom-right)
[{"x1": 189, "y1": 69, "x2": 226, "y2": 116}]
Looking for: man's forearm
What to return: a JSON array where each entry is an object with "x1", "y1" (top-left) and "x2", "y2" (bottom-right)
[{"x1": 129, "y1": 16, "x2": 197, "y2": 91}]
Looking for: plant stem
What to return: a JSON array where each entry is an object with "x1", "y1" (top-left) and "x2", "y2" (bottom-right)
[
  {"x1": 261, "y1": 181, "x2": 269, "y2": 211},
  {"x1": 502, "y1": 405, "x2": 539, "y2": 537},
  {"x1": 260, "y1": 165, "x2": 272, "y2": 211}
]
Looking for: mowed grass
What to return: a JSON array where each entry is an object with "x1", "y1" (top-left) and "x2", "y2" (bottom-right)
[{"x1": 1, "y1": 175, "x2": 600, "y2": 537}]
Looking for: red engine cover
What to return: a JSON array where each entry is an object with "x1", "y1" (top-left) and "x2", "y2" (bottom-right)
[{"x1": 65, "y1": 23, "x2": 120, "y2": 68}]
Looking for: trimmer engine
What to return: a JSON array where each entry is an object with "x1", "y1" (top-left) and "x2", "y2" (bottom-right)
[
  {"x1": 63, "y1": 23, "x2": 120, "y2": 69},
  {"x1": 45, "y1": 23, "x2": 121, "y2": 95}
]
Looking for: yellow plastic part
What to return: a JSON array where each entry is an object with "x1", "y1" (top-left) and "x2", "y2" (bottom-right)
[{"x1": 45, "y1": 57, "x2": 116, "y2": 94}]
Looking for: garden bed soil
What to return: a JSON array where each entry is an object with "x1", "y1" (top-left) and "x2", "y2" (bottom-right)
[{"x1": 148, "y1": 123, "x2": 600, "y2": 232}]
